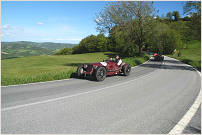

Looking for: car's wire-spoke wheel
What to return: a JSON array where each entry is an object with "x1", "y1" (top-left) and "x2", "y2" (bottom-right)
[
  {"x1": 94, "y1": 66, "x2": 106, "y2": 81},
  {"x1": 77, "y1": 64, "x2": 84, "y2": 78},
  {"x1": 123, "y1": 64, "x2": 131, "y2": 76}
]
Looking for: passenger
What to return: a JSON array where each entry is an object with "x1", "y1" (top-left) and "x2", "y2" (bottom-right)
[{"x1": 115, "y1": 55, "x2": 122, "y2": 66}]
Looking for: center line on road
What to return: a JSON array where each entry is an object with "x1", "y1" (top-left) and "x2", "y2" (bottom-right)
[{"x1": 2, "y1": 69, "x2": 158, "y2": 112}]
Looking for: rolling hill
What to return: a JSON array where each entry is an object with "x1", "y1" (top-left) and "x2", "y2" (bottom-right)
[{"x1": 1, "y1": 41, "x2": 77, "y2": 59}]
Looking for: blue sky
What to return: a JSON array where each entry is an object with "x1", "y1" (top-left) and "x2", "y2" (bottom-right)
[{"x1": 1, "y1": 1, "x2": 186, "y2": 44}]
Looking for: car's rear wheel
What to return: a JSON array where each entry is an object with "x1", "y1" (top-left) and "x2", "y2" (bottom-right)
[
  {"x1": 123, "y1": 64, "x2": 131, "y2": 76},
  {"x1": 77, "y1": 64, "x2": 84, "y2": 78},
  {"x1": 94, "y1": 66, "x2": 106, "y2": 81}
]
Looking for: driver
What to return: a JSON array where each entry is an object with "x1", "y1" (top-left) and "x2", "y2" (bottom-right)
[
  {"x1": 108, "y1": 57, "x2": 113, "y2": 62},
  {"x1": 115, "y1": 55, "x2": 122, "y2": 66}
]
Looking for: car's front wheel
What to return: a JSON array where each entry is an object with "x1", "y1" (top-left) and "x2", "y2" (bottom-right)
[
  {"x1": 123, "y1": 64, "x2": 131, "y2": 76},
  {"x1": 94, "y1": 66, "x2": 106, "y2": 81},
  {"x1": 77, "y1": 64, "x2": 84, "y2": 78}
]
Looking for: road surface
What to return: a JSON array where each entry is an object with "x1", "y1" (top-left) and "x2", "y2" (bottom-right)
[{"x1": 1, "y1": 56, "x2": 201, "y2": 134}]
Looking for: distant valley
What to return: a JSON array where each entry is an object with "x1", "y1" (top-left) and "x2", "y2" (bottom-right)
[{"x1": 1, "y1": 41, "x2": 77, "y2": 59}]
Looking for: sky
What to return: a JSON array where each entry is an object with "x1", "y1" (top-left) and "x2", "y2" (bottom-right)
[{"x1": 1, "y1": 1, "x2": 186, "y2": 44}]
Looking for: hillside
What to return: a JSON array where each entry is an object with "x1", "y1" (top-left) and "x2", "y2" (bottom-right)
[
  {"x1": 32, "y1": 42, "x2": 77, "y2": 50},
  {"x1": 1, "y1": 41, "x2": 77, "y2": 59},
  {"x1": 167, "y1": 40, "x2": 201, "y2": 71}
]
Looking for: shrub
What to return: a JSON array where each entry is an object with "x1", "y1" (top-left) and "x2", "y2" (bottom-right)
[{"x1": 55, "y1": 48, "x2": 72, "y2": 55}]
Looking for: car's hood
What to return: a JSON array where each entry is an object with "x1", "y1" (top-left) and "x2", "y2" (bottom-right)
[{"x1": 90, "y1": 62, "x2": 107, "y2": 66}]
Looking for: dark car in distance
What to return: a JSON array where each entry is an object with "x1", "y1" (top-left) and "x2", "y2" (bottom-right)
[{"x1": 153, "y1": 53, "x2": 164, "y2": 61}]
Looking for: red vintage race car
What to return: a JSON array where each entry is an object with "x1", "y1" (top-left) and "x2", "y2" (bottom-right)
[{"x1": 77, "y1": 59, "x2": 131, "y2": 81}]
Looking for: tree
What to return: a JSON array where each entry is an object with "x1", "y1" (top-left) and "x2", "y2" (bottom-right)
[
  {"x1": 72, "y1": 34, "x2": 108, "y2": 54},
  {"x1": 95, "y1": 1, "x2": 155, "y2": 55},
  {"x1": 147, "y1": 22, "x2": 182, "y2": 54},
  {"x1": 172, "y1": 11, "x2": 180, "y2": 21},
  {"x1": 183, "y1": 1, "x2": 201, "y2": 15},
  {"x1": 169, "y1": 21, "x2": 189, "y2": 43},
  {"x1": 166, "y1": 12, "x2": 173, "y2": 22},
  {"x1": 183, "y1": 1, "x2": 201, "y2": 40},
  {"x1": 108, "y1": 25, "x2": 139, "y2": 57}
]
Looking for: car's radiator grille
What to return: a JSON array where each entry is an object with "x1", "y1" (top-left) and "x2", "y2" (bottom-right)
[{"x1": 86, "y1": 65, "x2": 93, "y2": 72}]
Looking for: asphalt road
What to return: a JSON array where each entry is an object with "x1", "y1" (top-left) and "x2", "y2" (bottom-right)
[{"x1": 1, "y1": 56, "x2": 201, "y2": 134}]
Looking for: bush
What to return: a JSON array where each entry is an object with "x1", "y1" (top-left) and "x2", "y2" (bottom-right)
[{"x1": 55, "y1": 48, "x2": 72, "y2": 55}]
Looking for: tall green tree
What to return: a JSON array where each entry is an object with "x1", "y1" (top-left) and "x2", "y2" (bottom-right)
[
  {"x1": 183, "y1": 1, "x2": 201, "y2": 15},
  {"x1": 166, "y1": 12, "x2": 173, "y2": 22},
  {"x1": 183, "y1": 1, "x2": 201, "y2": 40},
  {"x1": 72, "y1": 34, "x2": 108, "y2": 54},
  {"x1": 147, "y1": 22, "x2": 182, "y2": 54},
  {"x1": 172, "y1": 11, "x2": 180, "y2": 21},
  {"x1": 95, "y1": 1, "x2": 155, "y2": 55}
]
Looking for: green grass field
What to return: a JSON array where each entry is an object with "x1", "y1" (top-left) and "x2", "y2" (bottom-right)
[
  {"x1": 2, "y1": 52, "x2": 150, "y2": 86},
  {"x1": 167, "y1": 40, "x2": 201, "y2": 71}
]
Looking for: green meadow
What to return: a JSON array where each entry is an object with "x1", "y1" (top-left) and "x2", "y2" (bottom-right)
[
  {"x1": 2, "y1": 52, "x2": 150, "y2": 86},
  {"x1": 167, "y1": 40, "x2": 201, "y2": 71}
]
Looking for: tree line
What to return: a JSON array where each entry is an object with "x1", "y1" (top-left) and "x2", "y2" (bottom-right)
[{"x1": 56, "y1": 1, "x2": 201, "y2": 57}]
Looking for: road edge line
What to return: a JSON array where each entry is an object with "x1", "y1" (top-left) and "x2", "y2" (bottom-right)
[{"x1": 168, "y1": 56, "x2": 201, "y2": 134}]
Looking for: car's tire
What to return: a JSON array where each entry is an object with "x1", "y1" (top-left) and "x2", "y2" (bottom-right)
[
  {"x1": 123, "y1": 64, "x2": 131, "y2": 76},
  {"x1": 162, "y1": 56, "x2": 164, "y2": 61},
  {"x1": 154, "y1": 57, "x2": 157, "y2": 61},
  {"x1": 157, "y1": 56, "x2": 160, "y2": 61},
  {"x1": 94, "y1": 66, "x2": 106, "y2": 81},
  {"x1": 77, "y1": 64, "x2": 84, "y2": 78}
]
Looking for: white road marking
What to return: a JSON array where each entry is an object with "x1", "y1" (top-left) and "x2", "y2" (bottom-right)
[
  {"x1": 168, "y1": 62, "x2": 201, "y2": 134},
  {"x1": 1, "y1": 78, "x2": 72, "y2": 88},
  {"x1": 169, "y1": 89, "x2": 201, "y2": 134},
  {"x1": 2, "y1": 68, "x2": 157, "y2": 112}
]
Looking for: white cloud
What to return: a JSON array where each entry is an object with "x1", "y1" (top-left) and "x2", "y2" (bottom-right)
[
  {"x1": 1, "y1": 24, "x2": 24, "y2": 37},
  {"x1": 37, "y1": 22, "x2": 44, "y2": 25},
  {"x1": 1, "y1": 23, "x2": 83, "y2": 44},
  {"x1": 2, "y1": 24, "x2": 10, "y2": 29}
]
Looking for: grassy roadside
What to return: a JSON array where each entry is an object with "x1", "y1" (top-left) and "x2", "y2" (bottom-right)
[
  {"x1": 167, "y1": 40, "x2": 201, "y2": 71},
  {"x1": 1, "y1": 52, "x2": 150, "y2": 86}
]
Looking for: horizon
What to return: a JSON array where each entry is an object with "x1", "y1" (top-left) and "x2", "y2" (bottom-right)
[
  {"x1": 1, "y1": 40, "x2": 78, "y2": 44},
  {"x1": 2, "y1": 1, "x2": 186, "y2": 44}
]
